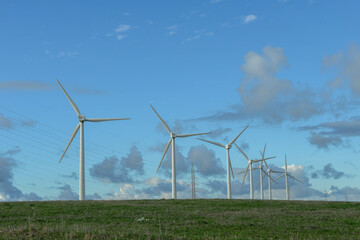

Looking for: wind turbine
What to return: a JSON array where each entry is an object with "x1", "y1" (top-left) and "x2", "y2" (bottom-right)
[
  {"x1": 275, "y1": 154, "x2": 303, "y2": 200},
  {"x1": 150, "y1": 104, "x2": 209, "y2": 199},
  {"x1": 236, "y1": 144, "x2": 275, "y2": 200},
  {"x1": 258, "y1": 144, "x2": 275, "y2": 200},
  {"x1": 197, "y1": 126, "x2": 248, "y2": 199},
  {"x1": 258, "y1": 144, "x2": 267, "y2": 200},
  {"x1": 264, "y1": 167, "x2": 283, "y2": 200},
  {"x1": 57, "y1": 79, "x2": 130, "y2": 201}
]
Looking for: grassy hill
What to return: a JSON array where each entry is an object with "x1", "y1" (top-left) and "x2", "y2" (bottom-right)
[{"x1": 0, "y1": 199, "x2": 359, "y2": 239}]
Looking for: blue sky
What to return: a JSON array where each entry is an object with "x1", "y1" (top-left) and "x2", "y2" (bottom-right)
[{"x1": 1, "y1": 0, "x2": 360, "y2": 201}]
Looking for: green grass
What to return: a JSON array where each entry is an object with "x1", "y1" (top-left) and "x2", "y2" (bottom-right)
[{"x1": 0, "y1": 199, "x2": 359, "y2": 239}]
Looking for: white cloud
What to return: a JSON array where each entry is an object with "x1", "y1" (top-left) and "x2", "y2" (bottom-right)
[
  {"x1": 144, "y1": 177, "x2": 170, "y2": 186},
  {"x1": 0, "y1": 194, "x2": 5, "y2": 201},
  {"x1": 115, "y1": 24, "x2": 131, "y2": 33},
  {"x1": 57, "y1": 51, "x2": 79, "y2": 58},
  {"x1": 166, "y1": 25, "x2": 178, "y2": 36},
  {"x1": 186, "y1": 35, "x2": 200, "y2": 42},
  {"x1": 244, "y1": 14, "x2": 257, "y2": 24},
  {"x1": 324, "y1": 44, "x2": 360, "y2": 96},
  {"x1": 117, "y1": 35, "x2": 127, "y2": 40}
]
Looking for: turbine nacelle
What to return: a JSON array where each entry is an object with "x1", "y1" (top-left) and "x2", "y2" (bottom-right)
[
  {"x1": 171, "y1": 132, "x2": 176, "y2": 138},
  {"x1": 79, "y1": 115, "x2": 86, "y2": 122},
  {"x1": 225, "y1": 144, "x2": 231, "y2": 150}
]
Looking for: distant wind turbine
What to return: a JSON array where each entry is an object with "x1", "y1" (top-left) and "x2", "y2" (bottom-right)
[
  {"x1": 275, "y1": 154, "x2": 303, "y2": 200},
  {"x1": 197, "y1": 126, "x2": 248, "y2": 199},
  {"x1": 258, "y1": 144, "x2": 276, "y2": 200},
  {"x1": 264, "y1": 167, "x2": 283, "y2": 200},
  {"x1": 236, "y1": 144, "x2": 275, "y2": 200},
  {"x1": 150, "y1": 104, "x2": 210, "y2": 199},
  {"x1": 57, "y1": 79, "x2": 130, "y2": 201}
]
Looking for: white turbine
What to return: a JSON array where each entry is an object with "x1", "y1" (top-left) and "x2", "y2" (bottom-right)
[
  {"x1": 236, "y1": 144, "x2": 275, "y2": 200},
  {"x1": 275, "y1": 154, "x2": 303, "y2": 200},
  {"x1": 150, "y1": 104, "x2": 210, "y2": 199},
  {"x1": 264, "y1": 168, "x2": 283, "y2": 200},
  {"x1": 197, "y1": 126, "x2": 248, "y2": 199},
  {"x1": 57, "y1": 79, "x2": 130, "y2": 201},
  {"x1": 259, "y1": 144, "x2": 268, "y2": 200}
]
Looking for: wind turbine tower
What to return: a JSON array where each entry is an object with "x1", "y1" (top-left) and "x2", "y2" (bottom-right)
[
  {"x1": 191, "y1": 162, "x2": 196, "y2": 199},
  {"x1": 237, "y1": 144, "x2": 275, "y2": 200},
  {"x1": 197, "y1": 126, "x2": 248, "y2": 199},
  {"x1": 57, "y1": 80, "x2": 130, "y2": 200},
  {"x1": 275, "y1": 154, "x2": 303, "y2": 200},
  {"x1": 150, "y1": 104, "x2": 209, "y2": 199}
]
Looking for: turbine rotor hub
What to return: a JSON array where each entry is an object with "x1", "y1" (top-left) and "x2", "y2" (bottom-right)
[
  {"x1": 171, "y1": 133, "x2": 176, "y2": 138},
  {"x1": 225, "y1": 145, "x2": 231, "y2": 149},
  {"x1": 79, "y1": 115, "x2": 86, "y2": 122}
]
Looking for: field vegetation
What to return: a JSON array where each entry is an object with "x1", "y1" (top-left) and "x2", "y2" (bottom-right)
[{"x1": 0, "y1": 199, "x2": 359, "y2": 239}]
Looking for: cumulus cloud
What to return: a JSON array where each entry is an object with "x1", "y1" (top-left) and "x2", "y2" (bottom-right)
[
  {"x1": 243, "y1": 14, "x2": 257, "y2": 24},
  {"x1": 90, "y1": 146, "x2": 144, "y2": 183},
  {"x1": 298, "y1": 119, "x2": 360, "y2": 149},
  {"x1": 57, "y1": 184, "x2": 78, "y2": 200},
  {"x1": 308, "y1": 132, "x2": 343, "y2": 149},
  {"x1": 328, "y1": 185, "x2": 360, "y2": 201},
  {"x1": 89, "y1": 156, "x2": 133, "y2": 183},
  {"x1": 159, "y1": 146, "x2": 190, "y2": 177},
  {"x1": 309, "y1": 164, "x2": 350, "y2": 179},
  {"x1": 106, "y1": 184, "x2": 145, "y2": 200},
  {"x1": 121, "y1": 146, "x2": 144, "y2": 174},
  {"x1": 57, "y1": 184, "x2": 101, "y2": 200},
  {"x1": 0, "y1": 148, "x2": 42, "y2": 201},
  {"x1": 324, "y1": 44, "x2": 360, "y2": 96},
  {"x1": 142, "y1": 177, "x2": 188, "y2": 199},
  {"x1": 194, "y1": 46, "x2": 327, "y2": 124},
  {"x1": 187, "y1": 145, "x2": 226, "y2": 176}
]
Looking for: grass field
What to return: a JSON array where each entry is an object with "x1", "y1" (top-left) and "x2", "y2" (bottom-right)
[{"x1": 0, "y1": 199, "x2": 359, "y2": 239}]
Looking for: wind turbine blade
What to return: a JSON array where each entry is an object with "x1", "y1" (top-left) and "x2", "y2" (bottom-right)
[
  {"x1": 254, "y1": 156, "x2": 276, "y2": 162},
  {"x1": 285, "y1": 154, "x2": 288, "y2": 172},
  {"x1": 59, "y1": 123, "x2": 80, "y2": 163},
  {"x1": 56, "y1": 79, "x2": 81, "y2": 116},
  {"x1": 288, "y1": 174, "x2": 303, "y2": 184},
  {"x1": 263, "y1": 159, "x2": 269, "y2": 170},
  {"x1": 197, "y1": 138, "x2": 225, "y2": 148},
  {"x1": 177, "y1": 132, "x2": 210, "y2": 138},
  {"x1": 229, "y1": 155, "x2": 235, "y2": 179},
  {"x1": 262, "y1": 169, "x2": 277, "y2": 183},
  {"x1": 229, "y1": 125, "x2": 248, "y2": 145},
  {"x1": 263, "y1": 144, "x2": 266, "y2": 158},
  {"x1": 85, "y1": 118, "x2": 131, "y2": 122},
  {"x1": 234, "y1": 143, "x2": 249, "y2": 160},
  {"x1": 150, "y1": 104, "x2": 171, "y2": 134},
  {"x1": 275, "y1": 174, "x2": 285, "y2": 181},
  {"x1": 240, "y1": 164, "x2": 250, "y2": 191},
  {"x1": 156, "y1": 138, "x2": 172, "y2": 173}
]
